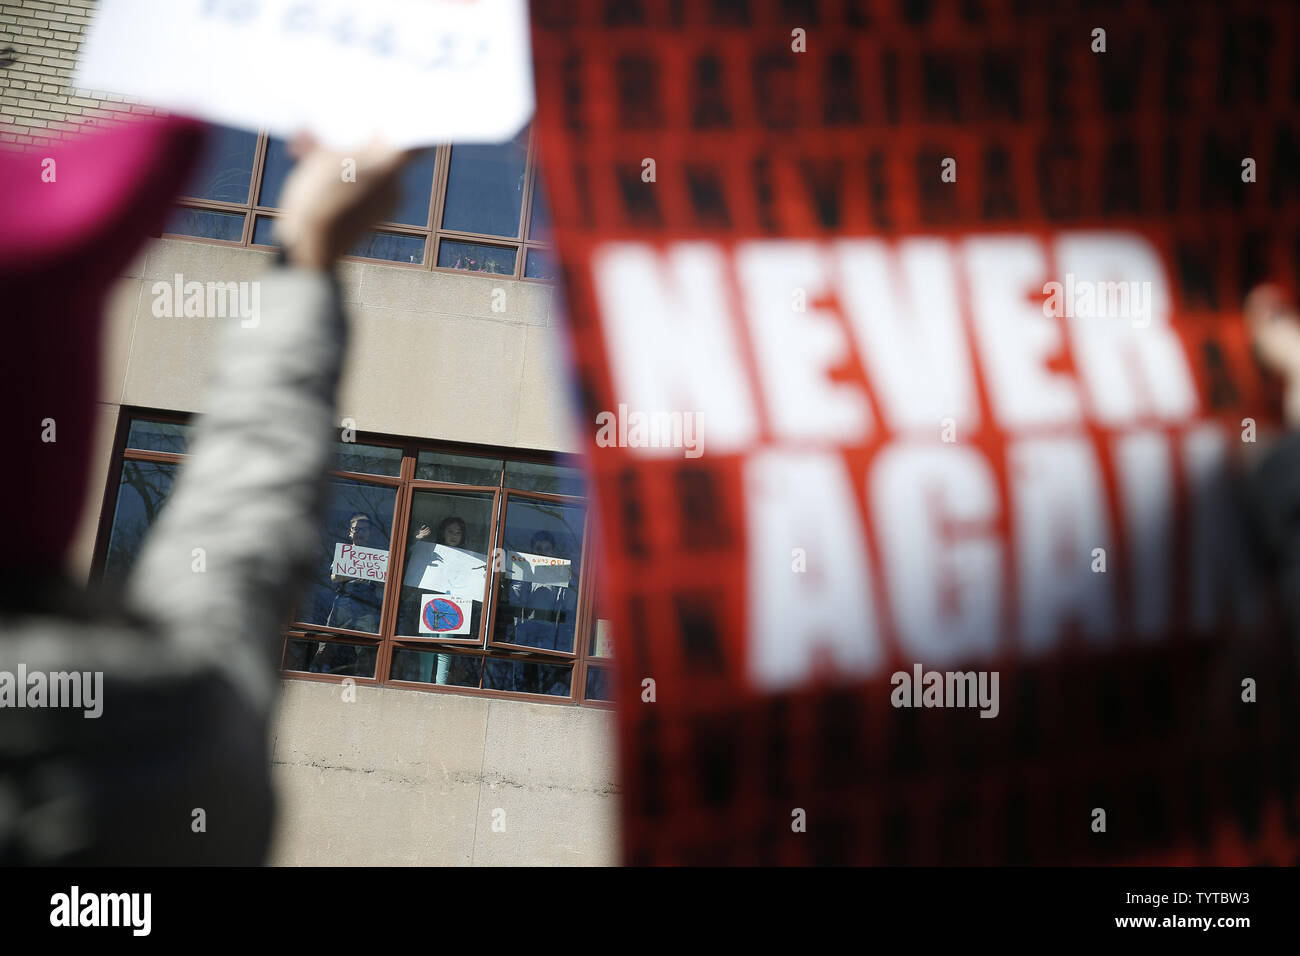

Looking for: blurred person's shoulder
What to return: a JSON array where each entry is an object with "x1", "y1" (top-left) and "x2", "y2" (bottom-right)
[{"x1": 0, "y1": 576, "x2": 273, "y2": 865}]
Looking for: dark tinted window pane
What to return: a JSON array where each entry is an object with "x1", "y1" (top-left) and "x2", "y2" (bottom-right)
[
  {"x1": 182, "y1": 124, "x2": 257, "y2": 203},
  {"x1": 441, "y1": 126, "x2": 529, "y2": 237},
  {"x1": 396, "y1": 490, "x2": 495, "y2": 638},
  {"x1": 483, "y1": 657, "x2": 572, "y2": 697},
  {"x1": 527, "y1": 178, "x2": 551, "y2": 241},
  {"x1": 414, "y1": 450, "x2": 502, "y2": 485},
  {"x1": 166, "y1": 207, "x2": 244, "y2": 241},
  {"x1": 284, "y1": 638, "x2": 377, "y2": 678},
  {"x1": 492, "y1": 498, "x2": 586, "y2": 654},
  {"x1": 390, "y1": 649, "x2": 483, "y2": 687},
  {"x1": 103, "y1": 460, "x2": 179, "y2": 585},
  {"x1": 251, "y1": 216, "x2": 280, "y2": 246},
  {"x1": 437, "y1": 240, "x2": 515, "y2": 275},
  {"x1": 349, "y1": 231, "x2": 425, "y2": 263},
  {"x1": 294, "y1": 479, "x2": 398, "y2": 635},
  {"x1": 257, "y1": 135, "x2": 293, "y2": 208},
  {"x1": 524, "y1": 248, "x2": 556, "y2": 280},
  {"x1": 390, "y1": 147, "x2": 439, "y2": 226},
  {"x1": 584, "y1": 666, "x2": 614, "y2": 702},
  {"x1": 503, "y1": 460, "x2": 586, "y2": 497},
  {"x1": 334, "y1": 442, "x2": 402, "y2": 476},
  {"x1": 126, "y1": 419, "x2": 192, "y2": 454}
]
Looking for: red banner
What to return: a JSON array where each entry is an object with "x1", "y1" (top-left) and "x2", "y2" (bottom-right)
[{"x1": 531, "y1": 0, "x2": 1300, "y2": 864}]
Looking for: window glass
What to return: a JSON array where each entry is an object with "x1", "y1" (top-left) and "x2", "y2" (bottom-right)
[
  {"x1": 527, "y1": 177, "x2": 551, "y2": 241},
  {"x1": 503, "y1": 459, "x2": 586, "y2": 497},
  {"x1": 389, "y1": 147, "x2": 439, "y2": 226},
  {"x1": 263, "y1": 140, "x2": 439, "y2": 225},
  {"x1": 524, "y1": 248, "x2": 557, "y2": 280},
  {"x1": 166, "y1": 207, "x2": 244, "y2": 242},
  {"x1": 483, "y1": 657, "x2": 572, "y2": 697},
  {"x1": 104, "y1": 425, "x2": 600, "y2": 700},
  {"x1": 181, "y1": 124, "x2": 257, "y2": 203},
  {"x1": 395, "y1": 490, "x2": 496, "y2": 639},
  {"x1": 103, "y1": 460, "x2": 180, "y2": 585},
  {"x1": 436, "y1": 240, "x2": 516, "y2": 275},
  {"x1": 415, "y1": 450, "x2": 502, "y2": 486},
  {"x1": 491, "y1": 497, "x2": 586, "y2": 654},
  {"x1": 126, "y1": 419, "x2": 192, "y2": 454},
  {"x1": 584, "y1": 665, "x2": 614, "y2": 702},
  {"x1": 349, "y1": 232, "x2": 425, "y2": 263},
  {"x1": 257, "y1": 135, "x2": 294, "y2": 208},
  {"x1": 440, "y1": 125, "x2": 529, "y2": 237},
  {"x1": 167, "y1": 125, "x2": 559, "y2": 285},
  {"x1": 334, "y1": 441, "x2": 403, "y2": 476},
  {"x1": 390, "y1": 648, "x2": 483, "y2": 687},
  {"x1": 294, "y1": 479, "x2": 398, "y2": 638},
  {"x1": 251, "y1": 216, "x2": 279, "y2": 246},
  {"x1": 284, "y1": 638, "x2": 377, "y2": 679}
]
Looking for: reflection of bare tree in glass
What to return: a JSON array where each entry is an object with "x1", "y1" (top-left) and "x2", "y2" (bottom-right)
[
  {"x1": 493, "y1": 501, "x2": 585, "y2": 654},
  {"x1": 415, "y1": 455, "x2": 503, "y2": 485},
  {"x1": 333, "y1": 442, "x2": 401, "y2": 476},
  {"x1": 170, "y1": 207, "x2": 241, "y2": 240},
  {"x1": 448, "y1": 244, "x2": 512, "y2": 275},
  {"x1": 484, "y1": 657, "x2": 570, "y2": 696},
  {"x1": 507, "y1": 502, "x2": 584, "y2": 562},
  {"x1": 350, "y1": 233, "x2": 423, "y2": 263},
  {"x1": 171, "y1": 130, "x2": 257, "y2": 237},
  {"x1": 204, "y1": 163, "x2": 246, "y2": 202},
  {"x1": 506, "y1": 464, "x2": 585, "y2": 497},
  {"x1": 155, "y1": 431, "x2": 187, "y2": 454},
  {"x1": 189, "y1": 137, "x2": 254, "y2": 203},
  {"x1": 103, "y1": 462, "x2": 178, "y2": 584},
  {"x1": 129, "y1": 422, "x2": 190, "y2": 455}
]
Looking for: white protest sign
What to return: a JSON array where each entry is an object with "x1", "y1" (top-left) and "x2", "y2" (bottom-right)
[
  {"x1": 593, "y1": 618, "x2": 613, "y2": 658},
  {"x1": 502, "y1": 550, "x2": 537, "y2": 581},
  {"x1": 75, "y1": 0, "x2": 534, "y2": 148},
  {"x1": 418, "y1": 594, "x2": 472, "y2": 635},
  {"x1": 514, "y1": 550, "x2": 572, "y2": 587},
  {"x1": 403, "y1": 542, "x2": 487, "y2": 600},
  {"x1": 332, "y1": 542, "x2": 389, "y2": 581},
  {"x1": 506, "y1": 551, "x2": 530, "y2": 580}
]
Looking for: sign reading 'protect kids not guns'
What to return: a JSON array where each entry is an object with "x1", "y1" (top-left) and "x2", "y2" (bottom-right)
[
  {"x1": 530, "y1": 0, "x2": 1300, "y2": 864},
  {"x1": 332, "y1": 543, "x2": 388, "y2": 582}
]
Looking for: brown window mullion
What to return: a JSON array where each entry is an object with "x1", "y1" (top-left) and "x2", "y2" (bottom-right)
[
  {"x1": 425, "y1": 144, "x2": 453, "y2": 271},
  {"x1": 374, "y1": 455, "x2": 416, "y2": 683},
  {"x1": 239, "y1": 131, "x2": 269, "y2": 246}
]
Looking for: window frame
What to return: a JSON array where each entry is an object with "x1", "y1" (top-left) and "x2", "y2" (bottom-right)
[
  {"x1": 162, "y1": 125, "x2": 554, "y2": 282},
  {"x1": 92, "y1": 409, "x2": 613, "y2": 707},
  {"x1": 481, "y1": 488, "x2": 590, "y2": 658},
  {"x1": 384, "y1": 477, "x2": 503, "y2": 649}
]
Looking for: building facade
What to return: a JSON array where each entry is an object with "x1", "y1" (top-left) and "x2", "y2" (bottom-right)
[{"x1": 2, "y1": 0, "x2": 618, "y2": 865}]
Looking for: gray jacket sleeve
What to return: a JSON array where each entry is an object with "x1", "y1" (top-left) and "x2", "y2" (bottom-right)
[
  {"x1": 126, "y1": 265, "x2": 347, "y2": 722},
  {"x1": 0, "y1": 265, "x2": 347, "y2": 865}
]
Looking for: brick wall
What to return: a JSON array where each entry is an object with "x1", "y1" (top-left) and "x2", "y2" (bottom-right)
[{"x1": 0, "y1": 0, "x2": 156, "y2": 149}]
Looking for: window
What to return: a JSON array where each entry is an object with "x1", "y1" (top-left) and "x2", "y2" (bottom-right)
[
  {"x1": 94, "y1": 412, "x2": 613, "y2": 705},
  {"x1": 164, "y1": 123, "x2": 554, "y2": 281}
]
